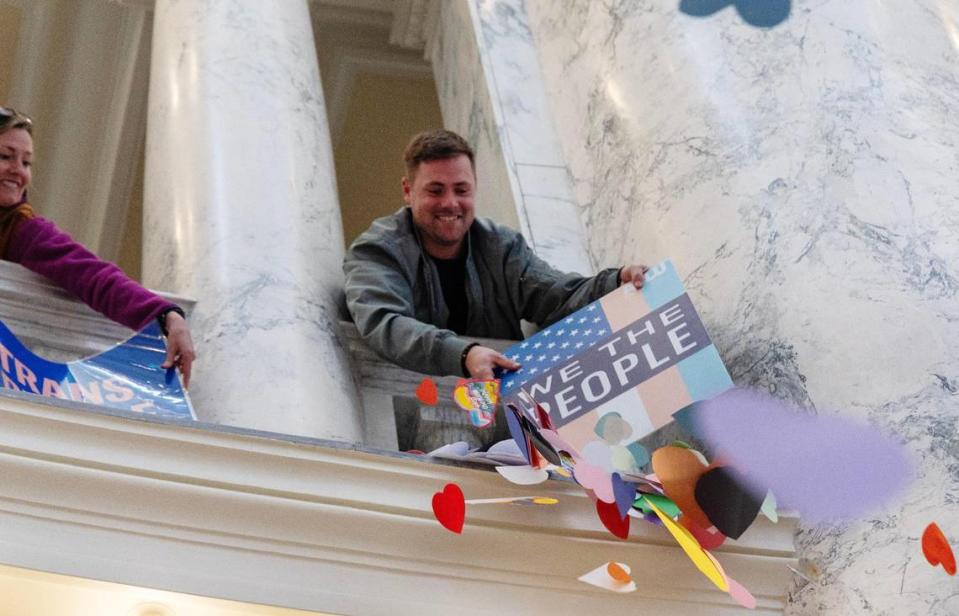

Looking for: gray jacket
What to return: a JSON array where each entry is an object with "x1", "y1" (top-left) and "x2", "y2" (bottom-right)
[{"x1": 343, "y1": 208, "x2": 621, "y2": 376}]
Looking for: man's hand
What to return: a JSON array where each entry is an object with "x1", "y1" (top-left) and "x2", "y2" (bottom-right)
[
  {"x1": 619, "y1": 264, "x2": 649, "y2": 289},
  {"x1": 464, "y1": 345, "x2": 520, "y2": 380},
  {"x1": 161, "y1": 311, "x2": 196, "y2": 389}
]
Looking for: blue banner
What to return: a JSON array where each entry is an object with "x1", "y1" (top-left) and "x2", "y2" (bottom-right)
[{"x1": 0, "y1": 318, "x2": 195, "y2": 420}]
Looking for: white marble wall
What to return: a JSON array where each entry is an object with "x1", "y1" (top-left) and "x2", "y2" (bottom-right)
[
  {"x1": 430, "y1": 0, "x2": 594, "y2": 274},
  {"x1": 143, "y1": 0, "x2": 363, "y2": 442},
  {"x1": 525, "y1": 1, "x2": 959, "y2": 613}
]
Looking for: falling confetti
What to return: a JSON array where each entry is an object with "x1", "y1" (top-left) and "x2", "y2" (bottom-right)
[
  {"x1": 922, "y1": 522, "x2": 956, "y2": 576},
  {"x1": 431, "y1": 483, "x2": 465, "y2": 534},
  {"x1": 415, "y1": 377, "x2": 438, "y2": 406}
]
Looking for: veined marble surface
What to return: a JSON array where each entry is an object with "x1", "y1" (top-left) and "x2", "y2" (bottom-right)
[
  {"x1": 430, "y1": 0, "x2": 522, "y2": 233},
  {"x1": 431, "y1": 0, "x2": 596, "y2": 275},
  {"x1": 527, "y1": 0, "x2": 959, "y2": 613},
  {"x1": 143, "y1": 0, "x2": 363, "y2": 442}
]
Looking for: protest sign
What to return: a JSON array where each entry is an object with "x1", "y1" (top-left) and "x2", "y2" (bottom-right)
[
  {"x1": 0, "y1": 318, "x2": 194, "y2": 420},
  {"x1": 498, "y1": 259, "x2": 731, "y2": 456}
]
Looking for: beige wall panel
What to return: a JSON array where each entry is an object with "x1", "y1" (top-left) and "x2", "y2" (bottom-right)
[
  {"x1": 0, "y1": 5, "x2": 22, "y2": 103},
  {"x1": 335, "y1": 72, "x2": 443, "y2": 246}
]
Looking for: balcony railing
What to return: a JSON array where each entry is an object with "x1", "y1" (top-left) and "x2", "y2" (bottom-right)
[{"x1": 0, "y1": 260, "x2": 798, "y2": 614}]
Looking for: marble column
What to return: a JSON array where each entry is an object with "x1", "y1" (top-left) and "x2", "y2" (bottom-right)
[
  {"x1": 429, "y1": 0, "x2": 595, "y2": 275},
  {"x1": 143, "y1": 0, "x2": 363, "y2": 442},
  {"x1": 527, "y1": 1, "x2": 959, "y2": 613}
]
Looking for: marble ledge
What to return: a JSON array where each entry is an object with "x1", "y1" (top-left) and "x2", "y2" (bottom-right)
[{"x1": 0, "y1": 383, "x2": 798, "y2": 615}]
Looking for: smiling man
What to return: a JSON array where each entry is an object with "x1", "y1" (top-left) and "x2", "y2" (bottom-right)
[{"x1": 343, "y1": 129, "x2": 647, "y2": 379}]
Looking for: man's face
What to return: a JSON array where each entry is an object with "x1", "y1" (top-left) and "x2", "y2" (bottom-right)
[{"x1": 403, "y1": 154, "x2": 475, "y2": 259}]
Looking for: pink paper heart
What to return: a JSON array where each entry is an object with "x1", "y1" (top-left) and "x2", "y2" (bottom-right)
[{"x1": 574, "y1": 461, "x2": 615, "y2": 503}]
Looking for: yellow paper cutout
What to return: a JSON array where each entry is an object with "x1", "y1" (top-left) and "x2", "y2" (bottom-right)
[
  {"x1": 645, "y1": 497, "x2": 729, "y2": 592},
  {"x1": 533, "y1": 497, "x2": 559, "y2": 505},
  {"x1": 453, "y1": 386, "x2": 473, "y2": 410}
]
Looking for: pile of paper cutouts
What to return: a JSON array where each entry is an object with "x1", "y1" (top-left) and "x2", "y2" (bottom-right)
[{"x1": 423, "y1": 380, "x2": 945, "y2": 608}]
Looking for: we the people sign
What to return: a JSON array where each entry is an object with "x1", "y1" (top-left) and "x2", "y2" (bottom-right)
[{"x1": 498, "y1": 260, "x2": 731, "y2": 454}]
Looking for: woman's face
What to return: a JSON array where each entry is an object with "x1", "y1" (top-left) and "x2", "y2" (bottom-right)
[{"x1": 0, "y1": 128, "x2": 32, "y2": 207}]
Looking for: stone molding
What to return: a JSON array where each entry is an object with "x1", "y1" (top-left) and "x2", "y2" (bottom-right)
[
  {"x1": 0, "y1": 260, "x2": 796, "y2": 613},
  {"x1": 0, "y1": 388, "x2": 797, "y2": 614}
]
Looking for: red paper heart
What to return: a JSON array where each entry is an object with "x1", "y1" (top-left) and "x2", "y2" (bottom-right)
[
  {"x1": 922, "y1": 522, "x2": 956, "y2": 575},
  {"x1": 416, "y1": 377, "x2": 439, "y2": 406},
  {"x1": 679, "y1": 516, "x2": 727, "y2": 550},
  {"x1": 432, "y1": 483, "x2": 465, "y2": 534},
  {"x1": 535, "y1": 403, "x2": 553, "y2": 430},
  {"x1": 596, "y1": 499, "x2": 630, "y2": 540}
]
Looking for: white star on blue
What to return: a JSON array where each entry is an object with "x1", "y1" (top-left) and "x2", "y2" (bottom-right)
[{"x1": 498, "y1": 300, "x2": 612, "y2": 392}]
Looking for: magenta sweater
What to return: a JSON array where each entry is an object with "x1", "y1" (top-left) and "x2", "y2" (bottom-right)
[{"x1": 4, "y1": 216, "x2": 177, "y2": 331}]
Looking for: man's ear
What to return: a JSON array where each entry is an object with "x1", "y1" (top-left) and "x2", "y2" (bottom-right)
[{"x1": 401, "y1": 176, "x2": 412, "y2": 204}]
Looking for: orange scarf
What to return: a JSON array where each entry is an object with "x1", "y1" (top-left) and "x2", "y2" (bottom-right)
[{"x1": 0, "y1": 202, "x2": 34, "y2": 258}]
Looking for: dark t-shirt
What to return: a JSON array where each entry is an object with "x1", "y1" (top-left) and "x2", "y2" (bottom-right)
[{"x1": 431, "y1": 252, "x2": 468, "y2": 334}]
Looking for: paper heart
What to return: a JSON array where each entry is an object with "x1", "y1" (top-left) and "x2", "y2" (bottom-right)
[
  {"x1": 626, "y1": 442, "x2": 650, "y2": 468},
  {"x1": 582, "y1": 441, "x2": 616, "y2": 473},
  {"x1": 922, "y1": 522, "x2": 956, "y2": 575},
  {"x1": 610, "y1": 445, "x2": 639, "y2": 473},
  {"x1": 607, "y1": 562, "x2": 631, "y2": 583},
  {"x1": 535, "y1": 403, "x2": 554, "y2": 430},
  {"x1": 431, "y1": 483, "x2": 465, "y2": 534},
  {"x1": 727, "y1": 576, "x2": 757, "y2": 609},
  {"x1": 524, "y1": 418, "x2": 562, "y2": 466},
  {"x1": 652, "y1": 445, "x2": 713, "y2": 529},
  {"x1": 679, "y1": 516, "x2": 726, "y2": 550},
  {"x1": 577, "y1": 561, "x2": 636, "y2": 592},
  {"x1": 415, "y1": 377, "x2": 438, "y2": 406},
  {"x1": 504, "y1": 404, "x2": 532, "y2": 465},
  {"x1": 678, "y1": 0, "x2": 790, "y2": 29},
  {"x1": 596, "y1": 499, "x2": 630, "y2": 540},
  {"x1": 574, "y1": 461, "x2": 615, "y2": 503},
  {"x1": 539, "y1": 428, "x2": 579, "y2": 460},
  {"x1": 495, "y1": 465, "x2": 549, "y2": 485},
  {"x1": 694, "y1": 466, "x2": 762, "y2": 539},
  {"x1": 594, "y1": 412, "x2": 633, "y2": 444},
  {"x1": 645, "y1": 498, "x2": 728, "y2": 592},
  {"x1": 760, "y1": 490, "x2": 778, "y2": 523},
  {"x1": 634, "y1": 492, "x2": 680, "y2": 518}
]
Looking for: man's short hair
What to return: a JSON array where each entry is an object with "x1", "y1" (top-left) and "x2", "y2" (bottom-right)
[{"x1": 403, "y1": 129, "x2": 475, "y2": 178}]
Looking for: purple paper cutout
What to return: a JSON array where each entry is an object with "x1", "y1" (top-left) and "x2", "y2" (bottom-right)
[
  {"x1": 611, "y1": 472, "x2": 636, "y2": 519},
  {"x1": 504, "y1": 404, "x2": 532, "y2": 465},
  {"x1": 695, "y1": 388, "x2": 913, "y2": 522}
]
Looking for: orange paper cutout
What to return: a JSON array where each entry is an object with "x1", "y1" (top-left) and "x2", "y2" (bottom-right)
[
  {"x1": 651, "y1": 445, "x2": 713, "y2": 529},
  {"x1": 415, "y1": 377, "x2": 439, "y2": 406},
  {"x1": 607, "y1": 562, "x2": 631, "y2": 583},
  {"x1": 922, "y1": 522, "x2": 956, "y2": 576}
]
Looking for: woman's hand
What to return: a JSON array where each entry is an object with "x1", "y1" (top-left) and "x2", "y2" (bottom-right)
[{"x1": 161, "y1": 311, "x2": 196, "y2": 388}]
